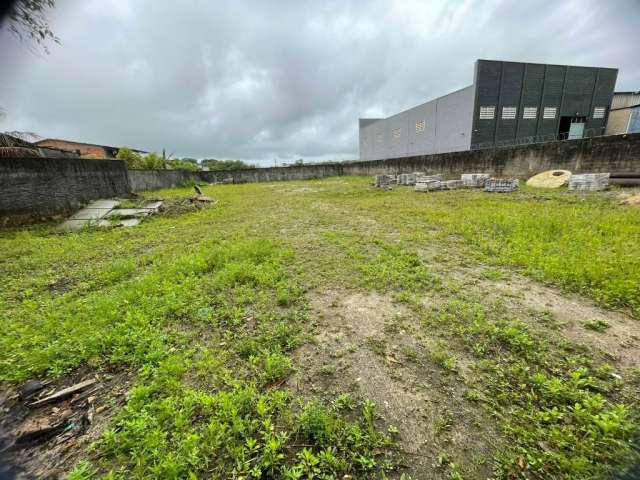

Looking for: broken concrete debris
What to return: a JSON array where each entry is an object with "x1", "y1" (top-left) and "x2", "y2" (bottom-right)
[
  {"x1": 58, "y1": 199, "x2": 164, "y2": 231},
  {"x1": 568, "y1": 173, "x2": 610, "y2": 191}
]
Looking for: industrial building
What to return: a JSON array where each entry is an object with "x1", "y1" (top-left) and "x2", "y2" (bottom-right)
[
  {"x1": 605, "y1": 91, "x2": 640, "y2": 135},
  {"x1": 359, "y1": 59, "x2": 618, "y2": 161}
]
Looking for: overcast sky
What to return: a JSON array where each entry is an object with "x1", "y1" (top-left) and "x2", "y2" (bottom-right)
[{"x1": 1, "y1": 0, "x2": 638, "y2": 165}]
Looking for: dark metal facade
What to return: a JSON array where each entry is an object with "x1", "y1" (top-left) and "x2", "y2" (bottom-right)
[{"x1": 471, "y1": 60, "x2": 618, "y2": 147}]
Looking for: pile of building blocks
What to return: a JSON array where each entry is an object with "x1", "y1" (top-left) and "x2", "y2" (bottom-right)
[
  {"x1": 397, "y1": 172, "x2": 426, "y2": 186},
  {"x1": 484, "y1": 178, "x2": 519, "y2": 193},
  {"x1": 374, "y1": 174, "x2": 397, "y2": 188},
  {"x1": 414, "y1": 174, "x2": 444, "y2": 192},
  {"x1": 568, "y1": 173, "x2": 610, "y2": 191},
  {"x1": 461, "y1": 173, "x2": 490, "y2": 188}
]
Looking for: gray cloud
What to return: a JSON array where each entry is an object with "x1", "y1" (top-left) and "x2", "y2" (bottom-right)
[{"x1": 1, "y1": 0, "x2": 638, "y2": 165}]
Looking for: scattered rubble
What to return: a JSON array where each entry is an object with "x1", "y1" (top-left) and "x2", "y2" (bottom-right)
[
  {"x1": 0, "y1": 370, "x2": 132, "y2": 478},
  {"x1": 58, "y1": 199, "x2": 165, "y2": 232},
  {"x1": 568, "y1": 173, "x2": 610, "y2": 191},
  {"x1": 28, "y1": 379, "x2": 97, "y2": 407}
]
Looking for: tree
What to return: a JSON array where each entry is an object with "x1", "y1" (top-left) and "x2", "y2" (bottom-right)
[
  {"x1": 116, "y1": 147, "x2": 144, "y2": 169},
  {"x1": 116, "y1": 148, "x2": 167, "y2": 170},
  {"x1": 5, "y1": 0, "x2": 59, "y2": 53},
  {"x1": 201, "y1": 159, "x2": 255, "y2": 171}
]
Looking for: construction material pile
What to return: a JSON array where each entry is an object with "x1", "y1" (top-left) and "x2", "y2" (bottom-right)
[
  {"x1": 397, "y1": 172, "x2": 425, "y2": 186},
  {"x1": 609, "y1": 173, "x2": 640, "y2": 187},
  {"x1": 484, "y1": 178, "x2": 519, "y2": 193},
  {"x1": 461, "y1": 173, "x2": 490, "y2": 188},
  {"x1": 415, "y1": 174, "x2": 444, "y2": 192},
  {"x1": 526, "y1": 170, "x2": 571, "y2": 188},
  {"x1": 374, "y1": 174, "x2": 397, "y2": 188},
  {"x1": 568, "y1": 173, "x2": 610, "y2": 191}
]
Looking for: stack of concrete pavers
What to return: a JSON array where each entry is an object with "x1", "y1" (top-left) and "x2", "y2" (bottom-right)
[
  {"x1": 374, "y1": 174, "x2": 397, "y2": 188},
  {"x1": 397, "y1": 172, "x2": 426, "y2": 186},
  {"x1": 441, "y1": 180, "x2": 464, "y2": 190},
  {"x1": 415, "y1": 174, "x2": 445, "y2": 192},
  {"x1": 484, "y1": 178, "x2": 519, "y2": 193},
  {"x1": 568, "y1": 173, "x2": 610, "y2": 191},
  {"x1": 461, "y1": 173, "x2": 490, "y2": 188}
]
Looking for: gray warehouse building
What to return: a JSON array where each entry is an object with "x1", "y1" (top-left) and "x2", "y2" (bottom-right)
[{"x1": 359, "y1": 59, "x2": 618, "y2": 161}]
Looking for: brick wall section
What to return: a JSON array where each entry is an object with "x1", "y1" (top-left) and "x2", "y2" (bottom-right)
[{"x1": 0, "y1": 157, "x2": 129, "y2": 221}]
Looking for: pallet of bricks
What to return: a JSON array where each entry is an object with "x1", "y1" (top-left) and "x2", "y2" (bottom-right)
[
  {"x1": 484, "y1": 178, "x2": 519, "y2": 192},
  {"x1": 415, "y1": 175, "x2": 464, "y2": 192},
  {"x1": 397, "y1": 172, "x2": 425, "y2": 186},
  {"x1": 568, "y1": 173, "x2": 610, "y2": 191},
  {"x1": 374, "y1": 174, "x2": 397, "y2": 188},
  {"x1": 461, "y1": 173, "x2": 490, "y2": 188}
]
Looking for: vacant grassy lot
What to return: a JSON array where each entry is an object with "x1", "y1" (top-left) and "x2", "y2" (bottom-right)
[{"x1": 1, "y1": 177, "x2": 639, "y2": 479}]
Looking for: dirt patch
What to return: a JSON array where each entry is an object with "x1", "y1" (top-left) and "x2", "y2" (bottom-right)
[
  {"x1": 481, "y1": 275, "x2": 640, "y2": 370},
  {"x1": 0, "y1": 367, "x2": 133, "y2": 479},
  {"x1": 288, "y1": 290, "x2": 498, "y2": 479}
]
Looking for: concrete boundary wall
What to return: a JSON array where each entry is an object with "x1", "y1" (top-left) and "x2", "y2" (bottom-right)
[
  {"x1": 0, "y1": 156, "x2": 129, "y2": 223},
  {"x1": 127, "y1": 169, "x2": 201, "y2": 191},
  {"x1": 341, "y1": 133, "x2": 640, "y2": 178},
  {"x1": 127, "y1": 133, "x2": 640, "y2": 191},
  {"x1": 1, "y1": 134, "x2": 638, "y2": 223}
]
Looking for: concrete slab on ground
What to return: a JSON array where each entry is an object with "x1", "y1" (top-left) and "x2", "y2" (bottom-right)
[
  {"x1": 87, "y1": 200, "x2": 120, "y2": 209},
  {"x1": 97, "y1": 218, "x2": 141, "y2": 228},
  {"x1": 105, "y1": 208, "x2": 151, "y2": 219},
  {"x1": 69, "y1": 208, "x2": 113, "y2": 221},
  {"x1": 57, "y1": 219, "x2": 97, "y2": 232}
]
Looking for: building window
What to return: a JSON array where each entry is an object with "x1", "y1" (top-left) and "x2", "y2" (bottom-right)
[
  {"x1": 392, "y1": 128, "x2": 401, "y2": 138},
  {"x1": 593, "y1": 107, "x2": 606, "y2": 119},
  {"x1": 376, "y1": 133, "x2": 382, "y2": 143},
  {"x1": 479, "y1": 106, "x2": 495, "y2": 119},
  {"x1": 543, "y1": 107, "x2": 557, "y2": 119},
  {"x1": 415, "y1": 120, "x2": 426, "y2": 133},
  {"x1": 502, "y1": 106, "x2": 517, "y2": 119},
  {"x1": 523, "y1": 107, "x2": 537, "y2": 119}
]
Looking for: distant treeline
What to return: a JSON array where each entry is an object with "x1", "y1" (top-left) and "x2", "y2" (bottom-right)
[{"x1": 116, "y1": 148, "x2": 255, "y2": 171}]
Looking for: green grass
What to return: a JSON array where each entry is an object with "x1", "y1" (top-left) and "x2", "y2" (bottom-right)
[{"x1": 1, "y1": 177, "x2": 639, "y2": 479}]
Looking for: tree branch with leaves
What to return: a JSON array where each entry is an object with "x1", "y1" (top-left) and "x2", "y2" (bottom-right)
[{"x1": 5, "y1": 0, "x2": 59, "y2": 53}]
